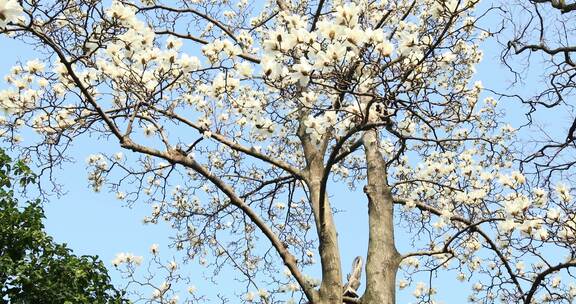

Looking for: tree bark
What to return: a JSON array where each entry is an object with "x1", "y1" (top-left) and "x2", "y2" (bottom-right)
[
  {"x1": 307, "y1": 169, "x2": 343, "y2": 304},
  {"x1": 298, "y1": 118, "x2": 343, "y2": 304},
  {"x1": 361, "y1": 130, "x2": 401, "y2": 304}
]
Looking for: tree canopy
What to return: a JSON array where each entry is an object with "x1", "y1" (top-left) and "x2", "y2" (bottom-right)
[
  {"x1": 0, "y1": 149, "x2": 125, "y2": 304},
  {"x1": 0, "y1": 0, "x2": 575, "y2": 303}
]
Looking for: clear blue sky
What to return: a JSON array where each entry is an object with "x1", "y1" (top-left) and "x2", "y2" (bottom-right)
[{"x1": 0, "y1": 3, "x2": 567, "y2": 303}]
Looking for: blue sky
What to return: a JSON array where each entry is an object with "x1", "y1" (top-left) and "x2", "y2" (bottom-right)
[{"x1": 0, "y1": 2, "x2": 570, "y2": 303}]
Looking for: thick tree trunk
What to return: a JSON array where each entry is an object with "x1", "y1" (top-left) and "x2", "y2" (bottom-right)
[
  {"x1": 361, "y1": 130, "x2": 401, "y2": 304},
  {"x1": 308, "y1": 171, "x2": 343, "y2": 304},
  {"x1": 299, "y1": 121, "x2": 343, "y2": 304}
]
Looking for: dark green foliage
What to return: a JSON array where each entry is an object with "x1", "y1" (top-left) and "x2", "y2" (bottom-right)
[{"x1": 0, "y1": 150, "x2": 126, "y2": 304}]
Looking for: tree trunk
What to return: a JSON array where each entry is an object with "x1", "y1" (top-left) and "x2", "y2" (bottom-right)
[
  {"x1": 361, "y1": 130, "x2": 401, "y2": 304},
  {"x1": 299, "y1": 121, "x2": 343, "y2": 304},
  {"x1": 308, "y1": 171, "x2": 343, "y2": 304}
]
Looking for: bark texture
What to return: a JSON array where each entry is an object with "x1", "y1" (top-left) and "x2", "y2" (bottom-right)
[
  {"x1": 308, "y1": 170, "x2": 343, "y2": 304},
  {"x1": 361, "y1": 130, "x2": 401, "y2": 304},
  {"x1": 300, "y1": 125, "x2": 343, "y2": 304}
]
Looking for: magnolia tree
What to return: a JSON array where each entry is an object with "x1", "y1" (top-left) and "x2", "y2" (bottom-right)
[
  {"x1": 1, "y1": 0, "x2": 576, "y2": 303},
  {"x1": 502, "y1": 0, "x2": 576, "y2": 184}
]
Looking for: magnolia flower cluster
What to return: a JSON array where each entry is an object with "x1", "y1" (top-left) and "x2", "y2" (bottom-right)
[
  {"x1": 260, "y1": 5, "x2": 394, "y2": 87},
  {"x1": 496, "y1": 181, "x2": 576, "y2": 241},
  {"x1": 411, "y1": 282, "x2": 436, "y2": 298},
  {"x1": 395, "y1": 127, "x2": 576, "y2": 299},
  {"x1": 249, "y1": 0, "x2": 486, "y2": 152},
  {"x1": 95, "y1": 22, "x2": 201, "y2": 94},
  {"x1": 0, "y1": 0, "x2": 22, "y2": 29},
  {"x1": 244, "y1": 289, "x2": 268, "y2": 302},
  {"x1": 86, "y1": 154, "x2": 109, "y2": 192},
  {"x1": 202, "y1": 39, "x2": 242, "y2": 64},
  {"x1": 0, "y1": 61, "x2": 47, "y2": 115},
  {"x1": 112, "y1": 243, "x2": 203, "y2": 303},
  {"x1": 112, "y1": 252, "x2": 143, "y2": 267}
]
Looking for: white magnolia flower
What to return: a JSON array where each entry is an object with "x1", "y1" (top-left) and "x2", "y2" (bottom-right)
[
  {"x1": 0, "y1": 0, "x2": 23, "y2": 29},
  {"x1": 515, "y1": 261, "x2": 525, "y2": 273},
  {"x1": 166, "y1": 36, "x2": 182, "y2": 50},
  {"x1": 376, "y1": 40, "x2": 394, "y2": 56},
  {"x1": 150, "y1": 243, "x2": 159, "y2": 255},
  {"x1": 412, "y1": 282, "x2": 427, "y2": 298},
  {"x1": 245, "y1": 291, "x2": 255, "y2": 302},
  {"x1": 537, "y1": 228, "x2": 549, "y2": 241},
  {"x1": 569, "y1": 283, "x2": 576, "y2": 297},
  {"x1": 168, "y1": 295, "x2": 179, "y2": 304},
  {"x1": 533, "y1": 188, "x2": 547, "y2": 206},
  {"x1": 551, "y1": 276, "x2": 561, "y2": 288},
  {"x1": 287, "y1": 283, "x2": 299, "y2": 292},
  {"x1": 143, "y1": 124, "x2": 157, "y2": 137},
  {"x1": 547, "y1": 208, "x2": 561, "y2": 221},
  {"x1": 457, "y1": 272, "x2": 466, "y2": 282},
  {"x1": 556, "y1": 183, "x2": 572, "y2": 202},
  {"x1": 236, "y1": 61, "x2": 252, "y2": 77},
  {"x1": 510, "y1": 171, "x2": 526, "y2": 184},
  {"x1": 499, "y1": 219, "x2": 517, "y2": 233},
  {"x1": 116, "y1": 191, "x2": 126, "y2": 200},
  {"x1": 179, "y1": 54, "x2": 201, "y2": 72},
  {"x1": 112, "y1": 252, "x2": 143, "y2": 267},
  {"x1": 283, "y1": 267, "x2": 292, "y2": 278},
  {"x1": 25, "y1": 59, "x2": 45, "y2": 73},
  {"x1": 258, "y1": 288, "x2": 269, "y2": 298},
  {"x1": 107, "y1": 1, "x2": 135, "y2": 22},
  {"x1": 188, "y1": 285, "x2": 197, "y2": 294},
  {"x1": 335, "y1": 2, "x2": 360, "y2": 27},
  {"x1": 291, "y1": 58, "x2": 313, "y2": 86},
  {"x1": 168, "y1": 260, "x2": 178, "y2": 271},
  {"x1": 114, "y1": 152, "x2": 124, "y2": 161}
]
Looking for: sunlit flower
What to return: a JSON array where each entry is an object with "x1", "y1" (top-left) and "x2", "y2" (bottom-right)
[
  {"x1": 116, "y1": 191, "x2": 126, "y2": 200},
  {"x1": 150, "y1": 243, "x2": 159, "y2": 255},
  {"x1": 473, "y1": 282, "x2": 483, "y2": 292},
  {"x1": 188, "y1": 285, "x2": 197, "y2": 294},
  {"x1": 556, "y1": 184, "x2": 572, "y2": 202},
  {"x1": 0, "y1": 0, "x2": 23, "y2": 29},
  {"x1": 168, "y1": 260, "x2": 178, "y2": 271},
  {"x1": 258, "y1": 288, "x2": 269, "y2": 298},
  {"x1": 245, "y1": 291, "x2": 255, "y2": 302}
]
